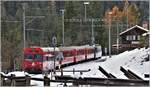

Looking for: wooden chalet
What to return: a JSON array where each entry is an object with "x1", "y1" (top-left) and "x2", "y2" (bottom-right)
[
  {"x1": 119, "y1": 25, "x2": 148, "y2": 49},
  {"x1": 113, "y1": 25, "x2": 149, "y2": 53},
  {"x1": 120, "y1": 25, "x2": 148, "y2": 45}
]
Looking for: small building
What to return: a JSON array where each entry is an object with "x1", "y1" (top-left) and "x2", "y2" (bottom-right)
[
  {"x1": 119, "y1": 25, "x2": 149, "y2": 50},
  {"x1": 120, "y1": 25, "x2": 148, "y2": 44},
  {"x1": 112, "y1": 25, "x2": 149, "y2": 53}
]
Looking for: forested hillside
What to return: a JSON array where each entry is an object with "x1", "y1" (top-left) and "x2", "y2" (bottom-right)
[{"x1": 1, "y1": 1, "x2": 149, "y2": 70}]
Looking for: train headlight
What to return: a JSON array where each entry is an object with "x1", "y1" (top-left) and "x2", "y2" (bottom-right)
[{"x1": 32, "y1": 62, "x2": 35, "y2": 66}]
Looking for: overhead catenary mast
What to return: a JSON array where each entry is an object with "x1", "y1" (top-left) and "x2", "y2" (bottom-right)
[{"x1": 123, "y1": 0, "x2": 129, "y2": 29}]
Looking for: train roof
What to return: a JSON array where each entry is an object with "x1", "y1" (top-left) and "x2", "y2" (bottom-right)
[
  {"x1": 25, "y1": 44, "x2": 101, "y2": 52},
  {"x1": 41, "y1": 47, "x2": 59, "y2": 52},
  {"x1": 59, "y1": 45, "x2": 95, "y2": 51},
  {"x1": 24, "y1": 47, "x2": 59, "y2": 52}
]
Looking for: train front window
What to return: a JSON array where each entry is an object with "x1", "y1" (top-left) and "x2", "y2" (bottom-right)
[
  {"x1": 34, "y1": 54, "x2": 43, "y2": 61},
  {"x1": 25, "y1": 54, "x2": 33, "y2": 60}
]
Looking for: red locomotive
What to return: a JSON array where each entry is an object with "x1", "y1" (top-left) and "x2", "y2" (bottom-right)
[{"x1": 22, "y1": 45, "x2": 102, "y2": 72}]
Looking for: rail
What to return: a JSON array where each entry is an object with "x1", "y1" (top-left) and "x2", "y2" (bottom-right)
[
  {"x1": 98, "y1": 66, "x2": 116, "y2": 78},
  {"x1": 120, "y1": 66, "x2": 143, "y2": 80}
]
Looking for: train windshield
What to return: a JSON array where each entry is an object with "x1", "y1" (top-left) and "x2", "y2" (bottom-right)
[
  {"x1": 43, "y1": 53, "x2": 55, "y2": 62},
  {"x1": 25, "y1": 54, "x2": 33, "y2": 61},
  {"x1": 34, "y1": 54, "x2": 43, "y2": 61}
]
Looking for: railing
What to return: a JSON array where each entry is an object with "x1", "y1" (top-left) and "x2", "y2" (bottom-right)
[
  {"x1": 0, "y1": 69, "x2": 90, "y2": 86},
  {"x1": 0, "y1": 67, "x2": 149, "y2": 86},
  {"x1": 55, "y1": 68, "x2": 91, "y2": 76}
]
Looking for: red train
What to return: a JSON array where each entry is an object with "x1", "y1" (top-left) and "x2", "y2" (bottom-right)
[{"x1": 22, "y1": 45, "x2": 102, "y2": 72}]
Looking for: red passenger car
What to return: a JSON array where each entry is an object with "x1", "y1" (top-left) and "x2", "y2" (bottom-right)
[{"x1": 22, "y1": 45, "x2": 102, "y2": 73}]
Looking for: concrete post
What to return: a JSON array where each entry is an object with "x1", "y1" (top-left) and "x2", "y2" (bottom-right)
[
  {"x1": 44, "y1": 75, "x2": 50, "y2": 86},
  {"x1": 10, "y1": 74, "x2": 16, "y2": 86},
  {"x1": 25, "y1": 75, "x2": 30, "y2": 86}
]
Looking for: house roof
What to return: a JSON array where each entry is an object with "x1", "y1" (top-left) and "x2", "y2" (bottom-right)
[
  {"x1": 119, "y1": 25, "x2": 149, "y2": 36},
  {"x1": 142, "y1": 30, "x2": 150, "y2": 36}
]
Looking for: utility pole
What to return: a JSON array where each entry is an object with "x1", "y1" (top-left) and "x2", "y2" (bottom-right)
[
  {"x1": 149, "y1": 18, "x2": 150, "y2": 48},
  {"x1": 149, "y1": 30, "x2": 150, "y2": 48},
  {"x1": 0, "y1": 0, "x2": 1, "y2": 73},
  {"x1": 125, "y1": 0, "x2": 129, "y2": 29},
  {"x1": 84, "y1": 2, "x2": 89, "y2": 21},
  {"x1": 91, "y1": 19, "x2": 95, "y2": 45},
  {"x1": 22, "y1": 3, "x2": 26, "y2": 48},
  {"x1": 60, "y1": 9, "x2": 65, "y2": 46},
  {"x1": 126, "y1": 7, "x2": 128, "y2": 29},
  {"x1": 108, "y1": 12, "x2": 112, "y2": 58},
  {"x1": 52, "y1": 36, "x2": 57, "y2": 74},
  {"x1": 116, "y1": 20, "x2": 119, "y2": 54},
  {"x1": 108, "y1": 22, "x2": 111, "y2": 58},
  {"x1": 148, "y1": 19, "x2": 150, "y2": 67}
]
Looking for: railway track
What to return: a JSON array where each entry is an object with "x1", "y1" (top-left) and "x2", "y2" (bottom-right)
[
  {"x1": 120, "y1": 66, "x2": 143, "y2": 80},
  {"x1": 55, "y1": 75, "x2": 149, "y2": 86}
]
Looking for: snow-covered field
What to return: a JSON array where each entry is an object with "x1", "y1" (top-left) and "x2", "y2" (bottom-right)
[{"x1": 1, "y1": 47, "x2": 149, "y2": 86}]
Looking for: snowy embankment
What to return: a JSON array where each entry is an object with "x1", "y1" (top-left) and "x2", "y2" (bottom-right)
[{"x1": 100, "y1": 47, "x2": 150, "y2": 80}]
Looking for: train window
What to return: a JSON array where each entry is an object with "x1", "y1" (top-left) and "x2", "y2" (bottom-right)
[
  {"x1": 77, "y1": 49, "x2": 84, "y2": 55},
  {"x1": 48, "y1": 57, "x2": 54, "y2": 61},
  {"x1": 43, "y1": 56, "x2": 54, "y2": 61},
  {"x1": 71, "y1": 50, "x2": 74, "y2": 56},
  {"x1": 81, "y1": 49, "x2": 85, "y2": 55},
  {"x1": 25, "y1": 54, "x2": 33, "y2": 60},
  {"x1": 63, "y1": 51, "x2": 71, "y2": 57},
  {"x1": 96, "y1": 47, "x2": 101, "y2": 52},
  {"x1": 89, "y1": 48, "x2": 94, "y2": 54},
  {"x1": 34, "y1": 54, "x2": 43, "y2": 61}
]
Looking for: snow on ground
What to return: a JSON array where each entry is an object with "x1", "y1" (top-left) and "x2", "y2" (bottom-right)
[
  {"x1": 62, "y1": 57, "x2": 108, "y2": 78},
  {"x1": 30, "y1": 74, "x2": 72, "y2": 86},
  {"x1": 3, "y1": 71, "x2": 29, "y2": 77},
  {"x1": 100, "y1": 47, "x2": 150, "y2": 80}
]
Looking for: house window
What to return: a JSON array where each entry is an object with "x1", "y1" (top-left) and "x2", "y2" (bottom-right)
[
  {"x1": 126, "y1": 35, "x2": 132, "y2": 41},
  {"x1": 126, "y1": 35, "x2": 137, "y2": 41},
  {"x1": 137, "y1": 35, "x2": 140, "y2": 40},
  {"x1": 126, "y1": 36, "x2": 129, "y2": 40},
  {"x1": 129, "y1": 35, "x2": 132, "y2": 40},
  {"x1": 133, "y1": 35, "x2": 136, "y2": 40}
]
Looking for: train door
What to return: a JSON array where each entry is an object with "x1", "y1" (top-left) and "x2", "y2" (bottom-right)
[
  {"x1": 43, "y1": 54, "x2": 54, "y2": 72},
  {"x1": 95, "y1": 45, "x2": 102, "y2": 58}
]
